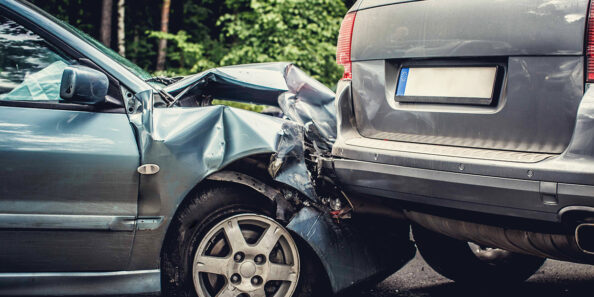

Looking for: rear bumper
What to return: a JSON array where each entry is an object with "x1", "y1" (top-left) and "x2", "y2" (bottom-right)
[
  {"x1": 333, "y1": 158, "x2": 594, "y2": 223},
  {"x1": 332, "y1": 80, "x2": 594, "y2": 224}
]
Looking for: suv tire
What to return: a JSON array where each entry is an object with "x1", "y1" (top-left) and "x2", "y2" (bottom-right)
[{"x1": 413, "y1": 224, "x2": 546, "y2": 285}]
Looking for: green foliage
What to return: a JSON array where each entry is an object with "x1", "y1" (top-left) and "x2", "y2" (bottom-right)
[
  {"x1": 30, "y1": 0, "x2": 352, "y2": 88},
  {"x1": 217, "y1": 0, "x2": 347, "y2": 86},
  {"x1": 212, "y1": 99, "x2": 266, "y2": 112},
  {"x1": 148, "y1": 30, "x2": 216, "y2": 73},
  {"x1": 149, "y1": 0, "x2": 347, "y2": 87}
]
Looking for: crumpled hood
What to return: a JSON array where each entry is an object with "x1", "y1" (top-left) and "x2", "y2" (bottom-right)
[
  {"x1": 163, "y1": 62, "x2": 337, "y2": 151},
  {"x1": 131, "y1": 62, "x2": 339, "y2": 205}
]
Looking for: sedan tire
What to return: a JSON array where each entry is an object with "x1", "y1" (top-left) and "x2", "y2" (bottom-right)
[{"x1": 161, "y1": 183, "x2": 330, "y2": 297}]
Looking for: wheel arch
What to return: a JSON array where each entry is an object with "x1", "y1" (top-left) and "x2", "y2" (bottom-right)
[
  {"x1": 159, "y1": 154, "x2": 282, "y2": 257},
  {"x1": 157, "y1": 156, "x2": 332, "y2": 295}
]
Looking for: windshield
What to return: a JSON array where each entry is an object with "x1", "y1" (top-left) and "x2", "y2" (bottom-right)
[{"x1": 22, "y1": 1, "x2": 155, "y2": 83}]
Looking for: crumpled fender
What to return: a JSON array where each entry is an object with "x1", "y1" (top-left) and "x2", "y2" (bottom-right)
[
  {"x1": 287, "y1": 207, "x2": 416, "y2": 294},
  {"x1": 126, "y1": 89, "x2": 319, "y2": 269},
  {"x1": 130, "y1": 89, "x2": 317, "y2": 212}
]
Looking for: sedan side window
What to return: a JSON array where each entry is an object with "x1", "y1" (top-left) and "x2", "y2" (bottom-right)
[{"x1": 0, "y1": 15, "x2": 72, "y2": 102}]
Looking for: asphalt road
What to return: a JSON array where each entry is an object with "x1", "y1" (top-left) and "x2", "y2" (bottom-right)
[
  {"x1": 128, "y1": 250, "x2": 594, "y2": 297},
  {"x1": 344, "y1": 251, "x2": 594, "y2": 297}
]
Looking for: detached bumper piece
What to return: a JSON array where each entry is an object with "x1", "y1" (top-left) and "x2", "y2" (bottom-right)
[{"x1": 287, "y1": 207, "x2": 415, "y2": 294}]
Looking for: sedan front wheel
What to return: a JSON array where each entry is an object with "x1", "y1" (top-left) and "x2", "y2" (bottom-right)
[
  {"x1": 193, "y1": 214, "x2": 300, "y2": 297},
  {"x1": 161, "y1": 184, "x2": 330, "y2": 297}
]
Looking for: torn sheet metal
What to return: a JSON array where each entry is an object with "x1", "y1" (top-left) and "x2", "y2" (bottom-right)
[
  {"x1": 206, "y1": 171, "x2": 296, "y2": 222},
  {"x1": 163, "y1": 62, "x2": 337, "y2": 151},
  {"x1": 130, "y1": 89, "x2": 317, "y2": 208},
  {"x1": 287, "y1": 207, "x2": 416, "y2": 293},
  {"x1": 279, "y1": 65, "x2": 337, "y2": 152}
]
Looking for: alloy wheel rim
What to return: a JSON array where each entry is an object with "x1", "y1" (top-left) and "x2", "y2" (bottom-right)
[{"x1": 193, "y1": 214, "x2": 300, "y2": 297}]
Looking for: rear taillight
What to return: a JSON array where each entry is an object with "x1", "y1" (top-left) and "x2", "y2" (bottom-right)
[
  {"x1": 587, "y1": 0, "x2": 594, "y2": 82},
  {"x1": 337, "y1": 12, "x2": 356, "y2": 80}
]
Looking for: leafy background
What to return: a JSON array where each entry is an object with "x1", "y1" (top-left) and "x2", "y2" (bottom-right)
[{"x1": 30, "y1": 0, "x2": 357, "y2": 88}]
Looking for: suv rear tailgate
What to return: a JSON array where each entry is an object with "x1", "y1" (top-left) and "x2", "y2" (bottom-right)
[
  {"x1": 353, "y1": 0, "x2": 587, "y2": 59},
  {"x1": 350, "y1": 0, "x2": 588, "y2": 154}
]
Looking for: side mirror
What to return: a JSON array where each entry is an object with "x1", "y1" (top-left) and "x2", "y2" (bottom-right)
[{"x1": 60, "y1": 65, "x2": 109, "y2": 105}]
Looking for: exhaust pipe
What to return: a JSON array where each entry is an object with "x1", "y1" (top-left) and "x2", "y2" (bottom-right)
[
  {"x1": 403, "y1": 210, "x2": 594, "y2": 263},
  {"x1": 576, "y1": 223, "x2": 594, "y2": 254}
]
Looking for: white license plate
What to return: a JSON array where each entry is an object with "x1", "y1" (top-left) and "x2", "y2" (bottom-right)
[{"x1": 396, "y1": 67, "x2": 498, "y2": 103}]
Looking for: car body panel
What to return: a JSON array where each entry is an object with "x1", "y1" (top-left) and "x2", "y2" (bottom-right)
[
  {"x1": 164, "y1": 62, "x2": 337, "y2": 150},
  {"x1": 336, "y1": 0, "x2": 594, "y2": 182},
  {"x1": 287, "y1": 207, "x2": 415, "y2": 294},
  {"x1": 127, "y1": 61, "x2": 344, "y2": 265},
  {"x1": 0, "y1": 106, "x2": 139, "y2": 272},
  {"x1": 333, "y1": 68, "x2": 594, "y2": 221},
  {"x1": 125, "y1": 88, "x2": 318, "y2": 268},
  {"x1": 356, "y1": 0, "x2": 423, "y2": 11},
  {"x1": 351, "y1": 56, "x2": 584, "y2": 154},
  {"x1": 352, "y1": 0, "x2": 588, "y2": 60},
  {"x1": 0, "y1": 270, "x2": 160, "y2": 296},
  {"x1": 347, "y1": 0, "x2": 366, "y2": 12},
  {"x1": 348, "y1": 0, "x2": 588, "y2": 154},
  {"x1": 164, "y1": 62, "x2": 292, "y2": 105}
]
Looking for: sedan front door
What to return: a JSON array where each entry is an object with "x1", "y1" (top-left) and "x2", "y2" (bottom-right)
[{"x1": 0, "y1": 13, "x2": 139, "y2": 272}]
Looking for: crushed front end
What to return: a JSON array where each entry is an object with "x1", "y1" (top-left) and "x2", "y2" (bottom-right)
[{"x1": 132, "y1": 62, "x2": 416, "y2": 294}]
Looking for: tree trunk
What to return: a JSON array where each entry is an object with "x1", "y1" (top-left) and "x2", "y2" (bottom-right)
[
  {"x1": 117, "y1": 0, "x2": 125, "y2": 57},
  {"x1": 100, "y1": 0, "x2": 113, "y2": 47},
  {"x1": 132, "y1": 31, "x2": 139, "y2": 64},
  {"x1": 156, "y1": 0, "x2": 171, "y2": 71}
]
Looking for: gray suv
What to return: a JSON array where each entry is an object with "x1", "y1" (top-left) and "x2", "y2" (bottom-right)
[{"x1": 332, "y1": 0, "x2": 594, "y2": 284}]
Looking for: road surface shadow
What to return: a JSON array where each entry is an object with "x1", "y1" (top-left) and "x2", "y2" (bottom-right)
[
  {"x1": 343, "y1": 278, "x2": 594, "y2": 297},
  {"x1": 342, "y1": 252, "x2": 594, "y2": 297},
  {"x1": 390, "y1": 281, "x2": 594, "y2": 297}
]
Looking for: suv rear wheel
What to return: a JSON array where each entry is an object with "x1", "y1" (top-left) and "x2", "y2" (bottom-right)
[{"x1": 412, "y1": 224, "x2": 546, "y2": 285}]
